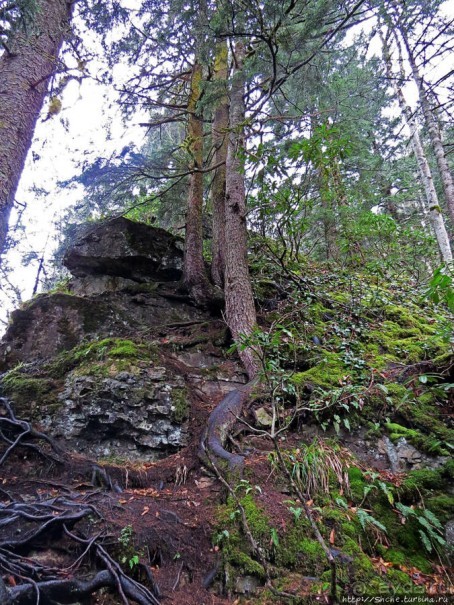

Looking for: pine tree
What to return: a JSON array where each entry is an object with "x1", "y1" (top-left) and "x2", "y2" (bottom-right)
[{"x1": 0, "y1": 0, "x2": 73, "y2": 261}]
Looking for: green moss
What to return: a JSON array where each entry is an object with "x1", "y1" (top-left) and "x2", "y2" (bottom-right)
[
  {"x1": 385, "y1": 422, "x2": 450, "y2": 456},
  {"x1": 241, "y1": 494, "x2": 270, "y2": 541},
  {"x1": 276, "y1": 527, "x2": 327, "y2": 574},
  {"x1": 399, "y1": 469, "x2": 444, "y2": 500},
  {"x1": 348, "y1": 467, "x2": 366, "y2": 502},
  {"x1": 383, "y1": 549, "x2": 406, "y2": 565},
  {"x1": 424, "y1": 495, "x2": 454, "y2": 523},
  {"x1": 225, "y1": 549, "x2": 266, "y2": 578},
  {"x1": 342, "y1": 537, "x2": 374, "y2": 573},
  {"x1": 73, "y1": 338, "x2": 149, "y2": 362},
  {"x1": 299, "y1": 538, "x2": 325, "y2": 566},
  {"x1": 171, "y1": 388, "x2": 189, "y2": 423},
  {"x1": 45, "y1": 338, "x2": 157, "y2": 380},
  {"x1": 292, "y1": 351, "x2": 347, "y2": 389},
  {"x1": 442, "y1": 459, "x2": 454, "y2": 479},
  {"x1": 400, "y1": 401, "x2": 454, "y2": 445},
  {"x1": 386, "y1": 568, "x2": 413, "y2": 586},
  {"x1": 1, "y1": 367, "x2": 57, "y2": 416},
  {"x1": 341, "y1": 522, "x2": 359, "y2": 538},
  {"x1": 214, "y1": 492, "x2": 270, "y2": 580},
  {"x1": 383, "y1": 305, "x2": 436, "y2": 333},
  {"x1": 109, "y1": 340, "x2": 140, "y2": 358}
]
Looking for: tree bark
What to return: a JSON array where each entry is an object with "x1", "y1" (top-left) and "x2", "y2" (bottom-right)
[
  {"x1": 224, "y1": 42, "x2": 259, "y2": 379},
  {"x1": 394, "y1": 12, "x2": 454, "y2": 228},
  {"x1": 183, "y1": 59, "x2": 212, "y2": 304},
  {"x1": 0, "y1": 0, "x2": 72, "y2": 261},
  {"x1": 380, "y1": 27, "x2": 452, "y2": 263},
  {"x1": 210, "y1": 39, "x2": 229, "y2": 288}
]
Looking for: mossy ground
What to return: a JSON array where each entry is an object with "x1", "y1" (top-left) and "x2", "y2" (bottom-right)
[
  {"x1": 209, "y1": 265, "x2": 453, "y2": 600},
  {"x1": 214, "y1": 451, "x2": 452, "y2": 599}
]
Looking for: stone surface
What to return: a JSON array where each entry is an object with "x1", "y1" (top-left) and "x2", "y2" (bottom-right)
[
  {"x1": 0, "y1": 218, "x2": 236, "y2": 462},
  {"x1": 64, "y1": 217, "x2": 184, "y2": 288},
  {"x1": 445, "y1": 519, "x2": 454, "y2": 549},
  {"x1": 0, "y1": 288, "x2": 207, "y2": 370},
  {"x1": 43, "y1": 365, "x2": 188, "y2": 461},
  {"x1": 254, "y1": 407, "x2": 273, "y2": 428},
  {"x1": 234, "y1": 575, "x2": 262, "y2": 595}
]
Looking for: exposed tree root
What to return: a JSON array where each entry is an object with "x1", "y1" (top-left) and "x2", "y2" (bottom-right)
[
  {"x1": 6, "y1": 569, "x2": 158, "y2": 605},
  {"x1": 0, "y1": 491, "x2": 160, "y2": 604},
  {"x1": 199, "y1": 379, "x2": 258, "y2": 472},
  {"x1": 0, "y1": 396, "x2": 162, "y2": 604},
  {"x1": 0, "y1": 397, "x2": 63, "y2": 465}
]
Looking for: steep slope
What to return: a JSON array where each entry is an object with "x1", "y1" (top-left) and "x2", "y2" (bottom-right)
[{"x1": 0, "y1": 219, "x2": 452, "y2": 603}]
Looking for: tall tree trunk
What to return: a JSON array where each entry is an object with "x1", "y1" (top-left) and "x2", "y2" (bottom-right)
[
  {"x1": 183, "y1": 59, "x2": 212, "y2": 303},
  {"x1": 380, "y1": 28, "x2": 452, "y2": 263},
  {"x1": 0, "y1": 0, "x2": 72, "y2": 261},
  {"x1": 224, "y1": 42, "x2": 259, "y2": 379},
  {"x1": 394, "y1": 12, "x2": 454, "y2": 227},
  {"x1": 210, "y1": 39, "x2": 229, "y2": 288}
]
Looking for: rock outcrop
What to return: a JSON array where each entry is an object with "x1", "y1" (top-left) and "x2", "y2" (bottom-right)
[
  {"x1": 0, "y1": 218, "x2": 226, "y2": 460},
  {"x1": 0, "y1": 218, "x2": 204, "y2": 370},
  {"x1": 64, "y1": 217, "x2": 184, "y2": 288}
]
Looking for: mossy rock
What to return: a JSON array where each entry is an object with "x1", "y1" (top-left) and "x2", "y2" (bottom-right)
[
  {"x1": 1, "y1": 367, "x2": 59, "y2": 418},
  {"x1": 292, "y1": 351, "x2": 347, "y2": 389},
  {"x1": 385, "y1": 422, "x2": 450, "y2": 456},
  {"x1": 424, "y1": 495, "x2": 454, "y2": 523},
  {"x1": 171, "y1": 388, "x2": 189, "y2": 423},
  {"x1": 348, "y1": 467, "x2": 367, "y2": 502},
  {"x1": 397, "y1": 469, "x2": 447, "y2": 506}
]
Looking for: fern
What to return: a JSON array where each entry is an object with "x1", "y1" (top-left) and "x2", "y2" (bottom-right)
[
  {"x1": 422, "y1": 509, "x2": 443, "y2": 530},
  {"x1": 419, "y1": 529, "x2": 432, "y2": 553},
  {"x1": 356, "y1": 508, "x2": 387, "y2": 533}
]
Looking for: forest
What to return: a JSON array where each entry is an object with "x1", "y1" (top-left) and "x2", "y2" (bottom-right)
[{"x1": 0, "y1": 0, "x2": 453, "y2": 603}]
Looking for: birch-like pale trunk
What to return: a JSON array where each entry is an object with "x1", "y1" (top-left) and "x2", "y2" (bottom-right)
[
  {"x1": 380, "y1": 28, "x2": 452, "y2": 262},
  {"x1": 0, "y1": 0, "x2": 72, "y2": 261},
  {"x1": 224, "y1": 42, "x2": 259, "y2": 379},
  {"x1": 395, "y1": 16, "x2": 454, "y2": 227}
]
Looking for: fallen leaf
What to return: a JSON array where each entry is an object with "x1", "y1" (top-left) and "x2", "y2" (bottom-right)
[{"x1": 329, "y1": 529, "x2": 335, "y2": 545}]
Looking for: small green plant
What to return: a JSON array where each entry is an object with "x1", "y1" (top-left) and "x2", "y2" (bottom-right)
[
  {"x1": 395, "y1": 503, "x2": 446, "y2": 553},
  {"x1": 270, "y1": 438, "x2": 350, "y2": 497},
  {"x1": 214, "y1": 529, "x2": 230, "y2": 545},
  {"x1": 424, "y1": 263, "x2": 454, "y2": 313},
  {"x1": 118, "y1": 525, "x2": 141, "y2": 570},
  {"x1": 284, "y1": 500, "x2": 304, "y2": 522},
  {"x1": 234, "y1": 479, "x2": 262, "y2": 496},
  {"x1": 361, "y1": 471, "x2": 395, "y2": 506},
  {"x1": 356, "y1": 508, "x2": 387, "y2": 533},
  {"x1": 336, "y1": 496, "x2": 387, "y2": 534},
  {"x1": 270, "y1": 527, "x2": 279, "y2": 547}
]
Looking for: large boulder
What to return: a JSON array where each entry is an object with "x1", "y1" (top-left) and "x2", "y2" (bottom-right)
[
  {"x1": 0, "y1": 289, "x2": 208, "y2": 370},
  {"x1": 0, "y1": 219, "x2": 208, "y2": 370},
  {"x1": 64, "y1": 217, "x2": 184, "y2": 289}
]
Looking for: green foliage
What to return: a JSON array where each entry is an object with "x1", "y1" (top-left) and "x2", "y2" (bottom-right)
[
  {"x1": 214, "y1": 492, "x2": 269, "y2": 580},
  {"x1": 171, "y1": 388, "x2": 188, "y2": 423},
  {"x1": 424, "y1": 263, "x2": 454, "y2": 313},
  {"x1": 395, "y1": 504, "x2": 446, "y2": 554},
  {"x1": 118, "y1": 525, "x2": 142, "y2": 571},
  {"x1": 1, "y1": 365, "x2": 57, "y2": 416},
  {"x1": 269, "y1": 438, "x2": 350, "y2": 497},
  {"x1": 356, "y1": 508, "x2": 387, "y2": 533}
]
